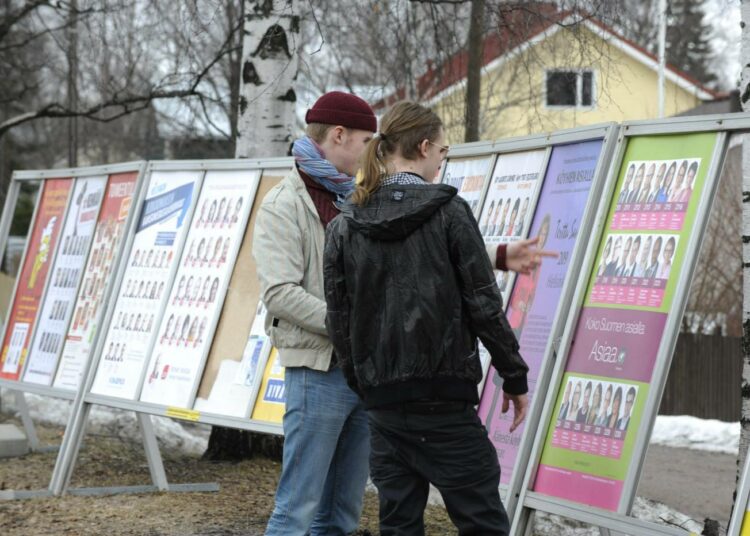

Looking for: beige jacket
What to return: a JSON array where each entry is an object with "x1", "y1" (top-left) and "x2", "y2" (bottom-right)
[{"x1": 252, "y1": 167, "x2": 333, "y2": 371}]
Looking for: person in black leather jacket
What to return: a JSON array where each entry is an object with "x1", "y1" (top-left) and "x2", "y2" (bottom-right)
[{"x1": 324, "y1": 101, "x2": 529, "y2": 536}]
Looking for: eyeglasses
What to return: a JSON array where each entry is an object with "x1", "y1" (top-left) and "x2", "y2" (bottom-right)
[{"x1": 428, "y1": 140, "x2": 450, "y2": 158}]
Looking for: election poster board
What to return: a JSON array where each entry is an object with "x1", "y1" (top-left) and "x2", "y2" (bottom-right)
[
  {"x1": 441, "y1": 156, "x2": 493, "y2": 216},
  {"x1": 250, "y1": 348, "x2": 286, "y2": 424},
  {"x1": 0, "y1": 179, "x2": 72, "y2": 381},
  {"x1": 532, "y1": 132, "x2": 719, "y2": 511},
  {"x1": 89, "y1": 170, "x2": 202, "y2": 400},
  {"x1": 194, "y1": 170, "x2": 287, "y2": 419},
  {"x1": 139, "y1": 169, "x2": 259, "y2": 409},
  {"x1": 22, "y1": 176, "x2": 107, "y2": 385},
  {"x1": 477, "y1": 140, "x2": 604, "y2": 486},
  {"x1": 53, "y1": 172, "x2": 139, "y2": 391}
]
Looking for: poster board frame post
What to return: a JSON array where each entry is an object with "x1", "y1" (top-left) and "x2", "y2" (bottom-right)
[
  {"x1": 511, "y1": 113, "x2": 750, "y2": 536},
  {"x1": 0, "y1": 177, "x2": 24, "y2": 276}
]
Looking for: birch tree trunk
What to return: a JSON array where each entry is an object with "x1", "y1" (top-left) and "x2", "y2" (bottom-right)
[
  {"x1": 203, "y1": 0, "x2": 299, "y2": 461},
  {"x1": 739, "y1": 0, "x2": 750, "y2": 485},
  {"x1": 235, "y1": 0, "x2": 299, "y2": 158}
]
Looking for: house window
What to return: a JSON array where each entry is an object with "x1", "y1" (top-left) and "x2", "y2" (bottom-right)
[{"x1": 546, "y1": 70, "x2": 595, "y2": 108}]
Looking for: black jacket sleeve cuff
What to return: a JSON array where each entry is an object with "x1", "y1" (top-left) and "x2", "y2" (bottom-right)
[{"x1": 501, "y1": 374, "x2": 528, "y2": 395}]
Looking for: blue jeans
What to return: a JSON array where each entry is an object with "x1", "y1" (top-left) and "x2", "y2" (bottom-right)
[{"x1": 265, "y1": 366, "x2": 370, "y2": 536}]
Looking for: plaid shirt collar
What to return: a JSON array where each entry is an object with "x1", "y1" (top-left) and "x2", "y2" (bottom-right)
[{"x1": 381, "y1": 172, "x2": 427, "y2": 186}]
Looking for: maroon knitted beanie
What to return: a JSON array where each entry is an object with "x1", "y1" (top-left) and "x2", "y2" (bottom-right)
[{"x1": 305, "y1": 91, "x2": 377, "y2": 132}]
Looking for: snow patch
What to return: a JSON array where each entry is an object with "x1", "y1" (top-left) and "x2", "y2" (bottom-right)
[
  {"x1": 533, "y1": 497, "x2": 703, "y2": 535},
  {"x1": 0, "y1": 390, "x2": 210, "y2": 456},
  {"x1": 652, "y1": 415, "x2": 739, "y2": 454}
]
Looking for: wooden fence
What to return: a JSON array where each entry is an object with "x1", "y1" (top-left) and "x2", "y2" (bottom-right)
[{"x1": 658, "y1": 334, "x2": 741, "y2": 422}]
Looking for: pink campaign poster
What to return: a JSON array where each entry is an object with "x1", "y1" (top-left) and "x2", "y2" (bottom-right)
[
  {"x1": 533, "y1": 132, "x2": 719, "y2": 511},
  {"x1": 477, "y1": 140, "x2": 603, "y2": 485}
]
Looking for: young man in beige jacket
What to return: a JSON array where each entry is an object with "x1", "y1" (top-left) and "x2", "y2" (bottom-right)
[{"x1": 254, "y1": 92, "x2": 376, "y2": 535}]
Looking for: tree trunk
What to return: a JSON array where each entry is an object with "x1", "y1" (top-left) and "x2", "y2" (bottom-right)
[
  {"x1": 464, "y1": 0, "x2": 485, "y2": 143},
  {"x1": 67, "y1": 0, "x2": 79, "y2": 167},
  {"x1": 739, "y1": 0, "x2": 750, "y2": 493},
  {"x1": 204, "y1": 0, "x2": 299, "y2": 462},
  {"x1": 235, "y1": 0, "x2": 299, "y2": 158}
]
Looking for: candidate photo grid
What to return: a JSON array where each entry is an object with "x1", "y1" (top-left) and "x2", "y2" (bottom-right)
[
  {"x1": 615, "y1": 158, "x2": 699, "y2": 209},
  {"x1": 553, "y1": 376, "x2": 639, "y2": 458}
]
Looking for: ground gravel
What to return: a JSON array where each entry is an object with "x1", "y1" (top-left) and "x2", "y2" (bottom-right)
[{"x1": 0, "y1": 414, "x2": 453, "y2": 535}]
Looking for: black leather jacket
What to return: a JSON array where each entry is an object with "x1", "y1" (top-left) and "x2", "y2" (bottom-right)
[{"x1": 324, "y1": 182, "x2": 528, "y2": 409}]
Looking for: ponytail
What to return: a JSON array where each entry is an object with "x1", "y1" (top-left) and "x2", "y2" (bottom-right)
[
  {"x1": 351, "y1": 137, "x2": 386, "y2": 206},
  {"x1": 351, "y1": 101, "x2": 443, "y2": 206}
]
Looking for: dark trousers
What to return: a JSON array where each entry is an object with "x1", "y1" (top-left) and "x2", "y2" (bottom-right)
[{"x1": 368, "y1": 403, "x2": 510, "y2": 536}]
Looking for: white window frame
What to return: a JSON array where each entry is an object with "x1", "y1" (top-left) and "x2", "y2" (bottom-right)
[{"x1": 543, "y1": 69, "x2": 597, "y2": 110}]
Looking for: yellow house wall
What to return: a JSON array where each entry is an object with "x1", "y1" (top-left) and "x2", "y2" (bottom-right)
[{"x1": 433, "y1": 25, "x2": 703, "y2": 144}]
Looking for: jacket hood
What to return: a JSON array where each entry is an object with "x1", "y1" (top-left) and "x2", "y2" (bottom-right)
[{"x1": 342, "y1": 183, "x2": 457, "y2": 240}]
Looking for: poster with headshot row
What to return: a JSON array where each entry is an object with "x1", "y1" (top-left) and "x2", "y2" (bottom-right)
[
  {"x1": 139, "y1": 169, "x2": 259, "y2": 409},
  {"x1": 478, "y1": 139, "x2": 603, "y2": 486},
  {"x1": 90, "y1": 171, "x2": 202, "y2": 400},
  {"x1": 22, "y1": 176, "x2": 107, "y2": 386},
  {"x1": 0, "y1": 179, "x2": 72, "y2": 381},
  {"x1": 478, "y1": 150, "x2": 546, "y2": 305},
  {"x1": 441, "y1": 156, "x2": 493, "y2": 216},
  {"x1": 533, "y1": 132, "x2": 719, "y2": 511},
  {"x1": 474, "y1": 149, "x2": 546, "y2": 391},
  {"x1": 53, "y1": 172, "x2": 138, "y2": 391},
  {"x1": 192, "y1": 170, "x2": 288, "y2": 421}
]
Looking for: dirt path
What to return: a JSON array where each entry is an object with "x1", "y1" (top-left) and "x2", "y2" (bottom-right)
[
  {"x1": 0, "y1": 415, "x2": 452, "y2": 535},
  {"x1": 0, "y1": 414, "x2": 740, "y2": 535}
]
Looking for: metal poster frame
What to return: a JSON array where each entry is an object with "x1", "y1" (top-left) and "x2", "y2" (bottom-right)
[
  {"x1": 132, "y1": 162, "x2": 261, "y2": 408},
  {"x1": 500, "y1": 124, "x2": 621, "y2": 517},
  {"x1": 511, "y1": 113, "x2": 750, "y2": 536},
  {"x1": 50, "y1": 157, "x2": 293, "y2": 498},
  {"x1": 0, "y1": 174, "x2": 75, "y2": 390},
  {"x1": 0, "y1": 162, "x2": 147, "y2": 499},
  {"x1": 19, "y1": 173, "x2": 110, "y2": 387},
  {"x1": 0, "y1": 163, "x2": 147, "y2": 399},
  {"x1": 442, "y1": 124, "x2": 620, "y2": 510}
]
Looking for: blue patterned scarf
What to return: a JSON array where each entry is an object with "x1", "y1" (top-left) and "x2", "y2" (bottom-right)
[{"x1": 292, "y1": 136, "x2": 355, "y2": 204}]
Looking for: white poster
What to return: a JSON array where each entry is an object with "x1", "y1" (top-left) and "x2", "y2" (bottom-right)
[
  {"x1": 23, "y1": 176, "x2": 107, "y2": 386},
  {"x1": 194, "y1": 300, "x2": 270, "y2": 417},
  {"x1": 477, "y1": 149, "x2": 546, "y2": 305},
  {"x1": 441, "y1": 157, "x2": 492, "y2": 216},
  {"x1": 475, "y1": 150, "x2": 546, "y2": 394},
  {"x1": 139, "y1": 170, "x2": 259, "y2": 409},
  {"x1": 89, "y1": 170, "x2": 202, "y2": 400},
  {"x1": 53, "y1": 172, "x2": 138, "y2": 391}
]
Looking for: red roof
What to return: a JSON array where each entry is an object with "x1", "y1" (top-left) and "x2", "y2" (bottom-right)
[{"x1": 372, "y1": 4, "x2": 719, "y2": 110}]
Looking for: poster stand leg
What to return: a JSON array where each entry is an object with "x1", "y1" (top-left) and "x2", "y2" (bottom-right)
[
  {"x1": 14, "y1": 390, "x2": 58, "y2": 453},
  {"x1": 55, "y1": 406, "x2": 219, "y2": 497},
  {"x1": 139, "y1": 413, "x2": 168, "y2": 490}
]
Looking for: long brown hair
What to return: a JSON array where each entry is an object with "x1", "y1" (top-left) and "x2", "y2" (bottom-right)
[{"x1": 352, "y1": 101, "x2": 443, "y2": 206}]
